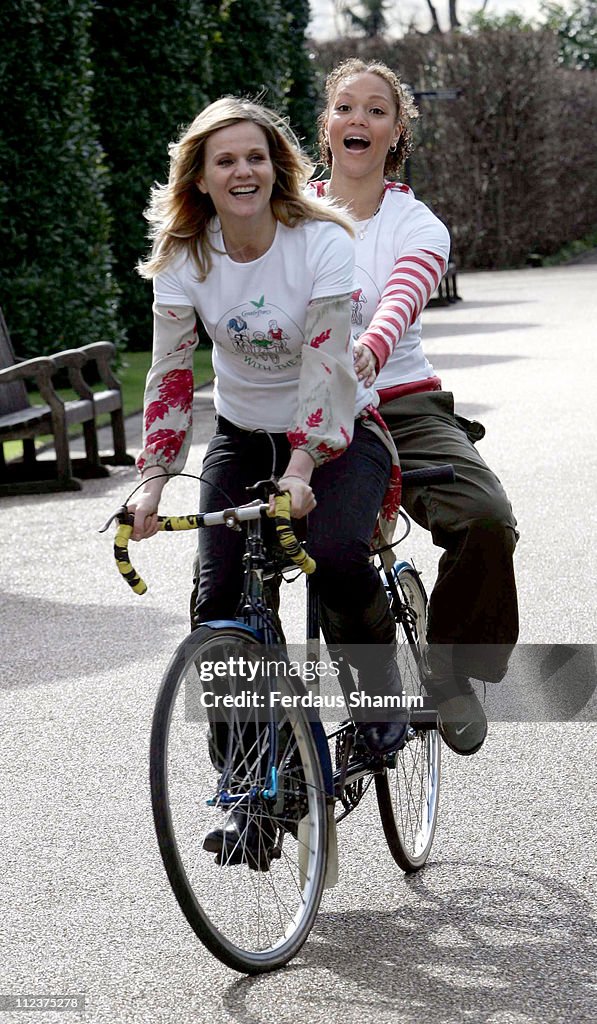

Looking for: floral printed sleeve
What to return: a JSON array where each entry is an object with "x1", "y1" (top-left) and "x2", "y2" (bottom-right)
[
  {"x1": 287, "y1": 291, "x2": 356, "y2": 467},
  {"x1": 136, "y1": 303, "x2": 199, "y2": 475}
]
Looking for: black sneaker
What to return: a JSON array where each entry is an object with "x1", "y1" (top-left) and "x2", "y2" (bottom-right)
[
  {"x1": 356, "y1": 649, "x2": 410, "y2": 756},
  {"x1": 358, "y1": 716, "x2": 410, "y2": 756},
  {"x1": 203, "y1": 807, "x2": 280, "y2": 871},
  {"x1": 421, "y1": 670, "x2": 487, "y2": 756}
]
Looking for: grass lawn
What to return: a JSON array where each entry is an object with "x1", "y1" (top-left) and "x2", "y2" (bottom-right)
[
  {"x1": 4, "y1": 347, "x2": 214, "y2": 462},
  {"x1": 113, "y1": 347, "x2": 214, "y2": 418}
]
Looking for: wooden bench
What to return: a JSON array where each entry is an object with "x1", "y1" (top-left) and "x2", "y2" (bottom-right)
[
  {"x1": 428, "y1": 260, "x2": 461, "y2": 306},
  {"x1": 0, "y1": 307, "x2": 133, "y2": 496},
  {"x1": 50, "y1": 342, "x2": 134, "y2": 469}
]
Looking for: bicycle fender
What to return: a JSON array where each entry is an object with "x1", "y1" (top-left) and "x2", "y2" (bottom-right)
[
  {"x1": 187, "y1": 623, "x2": 334, "y2": 796},
  {"x1": 195, "y1": 620, "x2": 264, "y2": 642},
  {"x1": 309, "y1": 717, "x2": 334, "y2": 797},
  {"x1": 389, "y1": 559, "x2": 413, "y2": 577}
]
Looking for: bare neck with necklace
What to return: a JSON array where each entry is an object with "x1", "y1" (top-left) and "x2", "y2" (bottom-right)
[
  {"x1": 327, "y1": 177, "x2": 385, "y2": 240},
  {"x1": 354, "y1": 190, "x2": 385, "y2": 240}
]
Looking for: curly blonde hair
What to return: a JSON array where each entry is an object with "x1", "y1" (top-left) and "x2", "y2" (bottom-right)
[
  {"x1": 138, "y1": 96, "x2": 353, "y2": 281},
  {"x1": 318, "y1": 58, "x2": 419, "y2": 177}
]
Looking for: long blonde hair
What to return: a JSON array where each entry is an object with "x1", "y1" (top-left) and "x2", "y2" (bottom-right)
[{"x1": 138, "y1": 96, "x2": 353, "y2": 281}]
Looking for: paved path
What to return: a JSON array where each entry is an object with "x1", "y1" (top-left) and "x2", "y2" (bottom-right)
[{"x1": 0, "y1": 263, "x2": 595, "y2": 1024}]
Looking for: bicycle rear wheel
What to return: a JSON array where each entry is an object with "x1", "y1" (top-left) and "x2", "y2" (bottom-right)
[
  {"x1": 150, "y1": 625, "x2": 328, "y2": 973},
  {"x1": 375, "y1": 564, "x2": 441, "y2": 872}
]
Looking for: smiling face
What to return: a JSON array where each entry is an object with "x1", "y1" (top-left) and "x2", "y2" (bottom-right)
[
  {"x1": 197, "y1": 121, "x2": 276, "y2": 231},
  {"x1": 326, "y1": 71, "x2": 401, "y2": 181}
]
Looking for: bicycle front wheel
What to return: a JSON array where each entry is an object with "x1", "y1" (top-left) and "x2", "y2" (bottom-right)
[
  {"x1": 150, "y1": 625, "x2": 328, "y2": 974},
  {"x1": 375, "y1": 564, "x2": 441, "y2": 872}
]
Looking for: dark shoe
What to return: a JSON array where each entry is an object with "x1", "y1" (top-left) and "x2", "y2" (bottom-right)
[
  {"x1": 323, "y1": 584, "x2": 408, "y2": 755},
  {"x1": 358, "y1": 655, "x2": 409, "y2": 756},
  {"x1": 359, "y1": 717, "x2": 409, "y2": 756},
  {"x1": 421, "y1": 667, "x2": 487, "y2": 755},
  {"x1": 202, "y1": 807, "x2": 279, "y2": 870}
]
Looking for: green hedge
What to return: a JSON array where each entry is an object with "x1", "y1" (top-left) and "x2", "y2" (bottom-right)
[
  {"x1": 207, "y1": 0, "x2": 317, "y2": 147},
  {"x1": 281, "y1": 0, "x2": 319, "y2": 151},
  {"x1": 4, "y1": 3, "x2": 593, "y2": 359},
  {"x1": 90, "y1": 0, "x2": 211, "y2": 351},
  {"x1": 0, "y1": 0, "x2": 122, "y2": 357},
  {"x1": 0, "y1": 2, "x2": 320, "y2": 356}
]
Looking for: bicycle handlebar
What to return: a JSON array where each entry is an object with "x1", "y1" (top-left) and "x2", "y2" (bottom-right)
[
  {"x1": 268, "y1": 492, "x2": 316, "y2": 576},
  {"x1": 102, "y1": 494, "x2": 316, "y2": 596},
  {"x1": 401, "y1": 465, "x2": 456, "y2": 487},
  {"x1": 103, "y1": 465, "x2": 454, "y2": 595}
]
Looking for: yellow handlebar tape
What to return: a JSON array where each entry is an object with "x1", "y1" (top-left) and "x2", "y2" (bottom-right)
[
  {"x1": 269, "y1": 492, "x2": 316, "y2": 575},
  {"x1": 114, "y1": 501, "x2": 314, "y2": 596},
  {"x1": 114, "y1": 522, "x2": 148, "y2": 595},
  {"x1": 159, "y1": 515, "x2": 202, "y2": 532},
  {"x1": 114, "y1": 514, "x2": 202, "y2": 595}
]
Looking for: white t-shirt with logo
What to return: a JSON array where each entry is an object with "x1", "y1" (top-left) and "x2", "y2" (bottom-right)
[{"x1": 153, "y1": 218, "x2": 356, "y2": 432}]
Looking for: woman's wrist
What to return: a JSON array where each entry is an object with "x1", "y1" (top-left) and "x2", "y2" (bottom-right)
[
  {"x1": 283, "y1": 449, "x2": 315, "y2": 484},
  {"x1": 140, "y1": 466, "x2": 168, "y2": 482},
  {"x1": 139, "y1": 470, "x2": 169, "y2": 497}
]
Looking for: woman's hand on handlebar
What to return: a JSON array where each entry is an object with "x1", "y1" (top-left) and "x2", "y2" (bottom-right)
[
  {"x1": 276, "y1": 475, "x2": 316, "y2": 518},
  {"x1": 274, "y1": 450, "x2": 316, "y2": 519},
  {"x1": 130, "y1": 473, "x2": 168, "y2": 541}
]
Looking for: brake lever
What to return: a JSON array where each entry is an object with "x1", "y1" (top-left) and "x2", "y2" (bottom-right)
[
  {"x1": 245, "y1": 476, "x2": 283, "y2": 499},
  {"x1": 98, "y1": 505, "x2": 129, "y2": 533}
]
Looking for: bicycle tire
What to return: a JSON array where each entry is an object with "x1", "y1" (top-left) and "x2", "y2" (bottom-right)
[
  {"x1": 150, "y1": 625, "x2": 328, "y2": 973},
  {"x1": 375, "y1": 565, "x2": 441, "y2": 872}
]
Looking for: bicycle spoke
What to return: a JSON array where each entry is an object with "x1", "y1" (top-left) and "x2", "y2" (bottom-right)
[
  {"x1": 150, "y1": 627, "x2": 328, "y2": 972},
  {"x1": 375, "y1": 565, "x2": 441, "y2": 871}
]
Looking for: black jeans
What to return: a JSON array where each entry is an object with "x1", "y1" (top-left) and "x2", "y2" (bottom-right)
[{"x1": 194, "y1": 417, "x2": 393, "y2": 645}]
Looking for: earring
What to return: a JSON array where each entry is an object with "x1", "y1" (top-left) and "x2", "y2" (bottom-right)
[{"x1": 389, "y1": 142, "x2": 398, "y2": 153}]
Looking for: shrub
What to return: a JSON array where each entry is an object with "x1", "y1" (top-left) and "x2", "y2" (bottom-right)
[
  {"x1": 281, "y1": 0, "x2": 319, "y2": 151},
  {"x1": 0, "y1": 0, "x2": 122, "y2": 357},
  {"x1": 90, "y1": 1, "x2": 211, "y2": 351}
]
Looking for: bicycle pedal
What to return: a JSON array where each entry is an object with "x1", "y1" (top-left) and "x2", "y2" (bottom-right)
[
  {"x1": 213, "y1": 846, "x2": 278, "y2": 872},
  {"x1": 247, "y1": 844, "x2": 281, "y2": 872}
]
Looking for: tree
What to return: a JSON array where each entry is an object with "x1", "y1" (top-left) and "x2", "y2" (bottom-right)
[
  {"x1": 422, "y1": 0, "x2": 442, "y2": 33},
  {"x1": 337, "y1": 0, "x2": 389, "y2": 38},
  {"x1": 281, "y1": 0, "x2": 319, "y2": 149},
  {"x1": 542, "y1": 0, "x2": 597, "y2": 70},
  {"x1": 0, "y1": 0, "x2": 121, "y2": 357}
]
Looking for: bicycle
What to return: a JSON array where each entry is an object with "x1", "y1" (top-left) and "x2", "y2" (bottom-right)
[{"x1": 102, "y1": 462, "x2": 453, "y2": 975}]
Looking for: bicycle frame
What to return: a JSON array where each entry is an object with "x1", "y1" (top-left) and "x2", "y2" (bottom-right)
[
  {"x1": 110, "y1": 466, "x2": 449, "y2": 972},
  {"x1": 207, "y1": 508, "x2": 338, "y2": 806}
]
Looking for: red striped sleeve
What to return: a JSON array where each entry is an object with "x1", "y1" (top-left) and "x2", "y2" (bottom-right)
[{"x1": 359, "y1": 249, "x2": 446, "y2": 371}]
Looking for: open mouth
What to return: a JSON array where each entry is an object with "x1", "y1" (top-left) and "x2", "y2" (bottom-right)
[
  {"x1": 230, "y1": 186, "x2": 258, "y2": 196},
  {"x1": 344, "y1": 136, "x2": 371, "y2": 151}
]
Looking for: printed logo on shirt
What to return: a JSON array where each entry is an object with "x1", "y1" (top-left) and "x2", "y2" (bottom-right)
[
  {"x1": 351, "y1": 267, "x2": 381, "y2": 337},
  {"x1": 217, "y1": 300, "x2": 303, "y2": 373}
]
